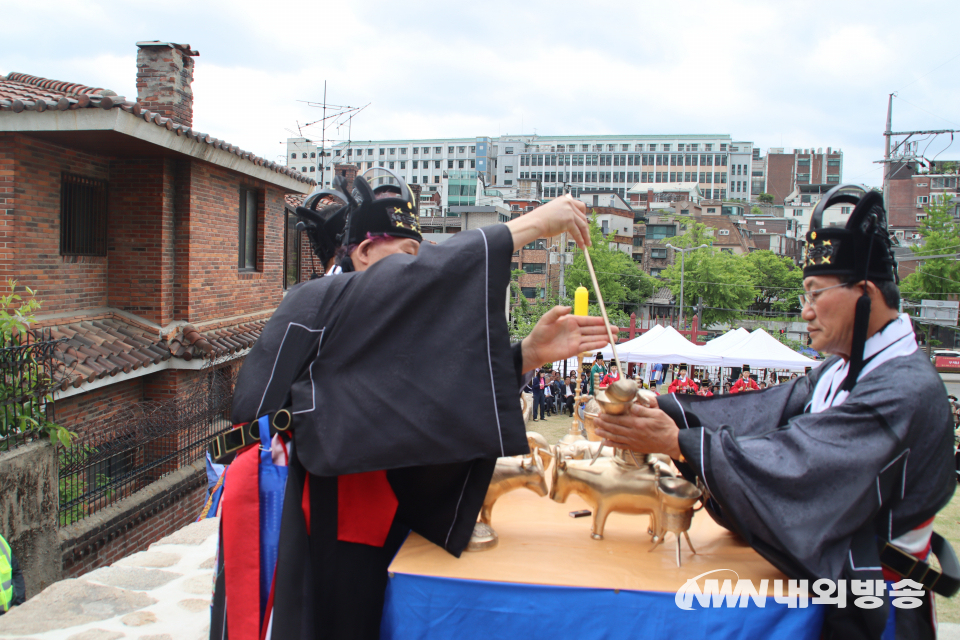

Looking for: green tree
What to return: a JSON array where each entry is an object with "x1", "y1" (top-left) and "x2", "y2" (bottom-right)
[
  {"x1": 564, "y1": 215, "x2": 655, "y2": 317},
  {"x1": 667, "y1": 221, "x2": 715, "y2": 250},
  {"x1": 745, "y1": 250, "x2": 804, "y2": 313},
  {"x1": 899, "y1": 194, "x2": 960, "y2": 301},
  {"x1": 750, "y1": 206, "x2": 764, "y2": 215},
  {"x1": 659, "y1": 248, "x2": 759, "y2": 325},
  {"x1": 758, "y1": 193, "x2": 774, "y2": 204}
]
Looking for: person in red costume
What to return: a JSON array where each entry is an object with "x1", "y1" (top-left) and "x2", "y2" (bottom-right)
[
  {"x1": 697, "y1": 381, "x2": 714, "y2": 397},
  {"x1": 730, "y1": 365, "x2": 760, "y2": 393},
  {"x1": 600, "y1": 362, "x2": 621, "y2": 388},
  {"x1": 667, "y1": 365, "x2": 699, "y2": 394}
]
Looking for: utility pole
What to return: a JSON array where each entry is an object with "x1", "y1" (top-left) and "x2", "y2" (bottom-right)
[
  {"x1": 558, "y1": 233, "x2": 566, "y2": 304},
  {"x1": 874, "y1": 93, "x2": 959, "y2": 200},
  {"x1": 883, "y1": 92, "x2": 893, "y2": 212},
  {"x1": 319, "y1": 81, "x2": 327, "y2": 186},
  {"x1": 559, "y1": 182, "x2": 572, "y2": 304},
  {"x1": 665, "y1": 243, "x2": 708, "y2": 329}
]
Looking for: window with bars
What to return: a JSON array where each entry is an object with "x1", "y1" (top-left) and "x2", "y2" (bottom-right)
[
  {"x1": 239, "y1": 188, "x2": 260, "y2": 270},
  {"x1": 60, "y1": 173, "x2": 108, "y2": 256}
]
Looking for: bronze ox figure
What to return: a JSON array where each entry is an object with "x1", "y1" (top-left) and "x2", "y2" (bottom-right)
[
  {"x1": 468, "y1": 432, "x2": 551, "y2": 551},
  {"x1": 479, "y1": 449, "x2": 548, "y2": 526},
  {"x1": 549, "y1": 446, "x2": 702, "y2": 565}
]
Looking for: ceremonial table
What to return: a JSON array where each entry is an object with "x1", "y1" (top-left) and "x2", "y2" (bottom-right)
[{"x1": 383, "y1": 489, "x2": 824, "y2": 639}]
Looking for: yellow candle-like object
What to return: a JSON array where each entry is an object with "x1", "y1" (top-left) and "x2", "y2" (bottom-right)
[{"x1": 574, "y1": 286, "x2": 589, "y2": 316}]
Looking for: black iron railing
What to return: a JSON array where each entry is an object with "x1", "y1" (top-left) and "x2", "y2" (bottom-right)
[
  {"x1": 58, "y1": 366, "x2": 235, "y2": 526},
  {"x1": 0, "y1": 329, "x2": 66, "y2": 452}
]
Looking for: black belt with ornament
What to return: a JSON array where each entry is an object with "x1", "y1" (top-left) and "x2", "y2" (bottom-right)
[
  {"x1": 208, "y1": 409, "x2": 293, "y2": 463},
  {"x1": 878, "y1": 533, "x2": 960, "y2": 597}
]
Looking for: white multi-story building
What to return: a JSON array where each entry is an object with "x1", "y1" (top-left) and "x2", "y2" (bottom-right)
[
  {"x1": 286, "y1": 134, "x2": 759, "y2": 206},
  {"x1": 727, "y1": 140, "x2": 755, "y2": 202}
]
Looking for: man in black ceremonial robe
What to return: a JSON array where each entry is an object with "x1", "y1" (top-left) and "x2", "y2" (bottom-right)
[
  {"x1": 596, "y1": 185, "x2": 957, "y2": 640},
  {"x1": 211, "y1": 167, "x2": 614, "y2": 640}
]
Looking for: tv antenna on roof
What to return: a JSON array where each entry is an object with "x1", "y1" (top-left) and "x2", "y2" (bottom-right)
[{"x1": 296, "y1": 81, "x2": 370, "y2": 185}]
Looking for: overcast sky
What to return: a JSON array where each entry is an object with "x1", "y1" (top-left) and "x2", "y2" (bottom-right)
[{"x1": 4, "y1": 0, "x2": 959, "y2": 188}]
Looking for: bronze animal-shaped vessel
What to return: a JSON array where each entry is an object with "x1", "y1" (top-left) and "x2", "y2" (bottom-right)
[
  {"x1": 479, "y1": 449, "x2": 548, "y2": 525},
  {"x1": 550, "y1": 451, "x2": 663, "y2": 541},
  {"x1": 549, "y1": 446, "x2": 701, "y2": 565},
  {"x1": 520, "y1": 391, "x2": 533, "y2": 425},
  {"x1": 557, "y1": 439, "x2": 615, "y2": 461}
]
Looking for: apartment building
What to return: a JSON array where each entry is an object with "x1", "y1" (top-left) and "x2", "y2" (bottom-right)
[
  {"x1": 287, "y1": 133, "x2": 757, "y2": 208},
  {"x1": 781, "y1": 184, "x2": 856, "y2": 239},
  {"x1": 887, "y1": 170, "x2": 960, "y2": 240},
  {"x1": 757, "y1": 147, "x2": 843, "y2": 204}
]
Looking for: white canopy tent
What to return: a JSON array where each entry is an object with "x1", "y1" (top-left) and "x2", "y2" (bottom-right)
[
  {"x1": 714, "y1": 328, "x2": 819, "y2": 371},
  {"x1": 602, "y1": 326, "x2": 723, "y2": 366},
  {"x1": 703, "y1": 328, "x2": 751, "y2": 353},
  {"x1": 598, "y1": 324, "x2": 665, "y2": 361}
]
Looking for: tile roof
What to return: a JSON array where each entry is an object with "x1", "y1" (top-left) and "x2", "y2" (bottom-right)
[
  {"x1": 284, "y1": 193, "x2": 305, "y2": 210},
  {"x1": 45, "y1": 316, "x2": 267, "y2": 390},
  {"x1": 648, "y1": 286, "x2": 675, "y2": 304},
  {"x1": 0, "y1": 72, "x2": 313, "y2": 185}
]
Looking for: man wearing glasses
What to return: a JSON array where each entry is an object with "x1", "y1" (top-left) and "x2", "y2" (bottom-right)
[{"x1": 594, "y1": 185, "x2": 957, "y2": 639}]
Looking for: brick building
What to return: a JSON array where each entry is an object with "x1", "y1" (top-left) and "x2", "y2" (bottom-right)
[
  {"x1": 886, "y1": 170, "x2": 960, "y2": 239},
  {"x1": 741, "y1": 217, "x2": 802, "y2": 264},
  {"x1": 577, "y1": 191, "x2": 635, "y2": 256},
  {"x1": 759, "y1": 148, "x2": 843, "y2": 204},
  {"x1": 698, "y1": 215, "x2": 756, "y2": 255},
  {"x1": 0, "y1": 41, "x2": 312, "y2": 574}
]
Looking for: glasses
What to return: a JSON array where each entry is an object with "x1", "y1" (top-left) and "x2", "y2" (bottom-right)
[{"x1": 798, "y1": 282, "x2": 849, "y2": 309}]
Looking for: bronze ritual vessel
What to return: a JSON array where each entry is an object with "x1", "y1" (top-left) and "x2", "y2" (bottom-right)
[
  {"x1": 467, "y1": 432, "x2": 551, "y2": 551},
  {"x1": 549, "y1": 377, "x2": 703, "y2": 566}
]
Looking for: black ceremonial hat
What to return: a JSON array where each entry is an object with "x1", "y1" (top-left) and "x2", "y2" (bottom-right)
[
  {"x1": 803, "y1": 185, "x2": 896, "y2": 282},
  {"x1": 294, "y1": 185, "x2": 351, "y2": 266},
  {"x1": 741, "y1": 364, "x2": 750, "y2": 372},
  {"x1": 803, "y1": 185, "x2": 898, "y2": 393},
  {"x1": 342, "y1": 167, "x2": 422, "y2": 247}
]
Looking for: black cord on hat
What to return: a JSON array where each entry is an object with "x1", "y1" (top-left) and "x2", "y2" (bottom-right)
[{"x1": 841, "y1": 212, "x2": 878, "y2": 393}]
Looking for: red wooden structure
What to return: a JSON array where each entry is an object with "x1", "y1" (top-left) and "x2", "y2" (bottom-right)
[{"x1": 620, "y1": 313, "x2": 710, "y2": 346}]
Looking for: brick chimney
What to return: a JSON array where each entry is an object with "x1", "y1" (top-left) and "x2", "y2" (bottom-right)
[
  {"x1": 333, "y1": 163, "x2": 359, "y2": 193},
  {"x1": 136, "y1": 41, "x2": 199, "y2": 127}
]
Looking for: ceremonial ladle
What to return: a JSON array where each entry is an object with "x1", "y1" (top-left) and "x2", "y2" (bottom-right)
[{"x1": 581, "y1": 246, "x2": 656, "y2": 465}]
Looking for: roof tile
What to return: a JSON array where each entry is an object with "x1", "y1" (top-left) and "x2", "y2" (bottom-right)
[
  {"x1": 39, "y1": 313, "x2": 268, "y2": 390},
  {"x1": 0, "y1": 72, "x2": 313, "y2": 185}
]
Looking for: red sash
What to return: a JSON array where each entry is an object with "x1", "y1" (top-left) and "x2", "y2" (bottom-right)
[
  {"x1": 337, "y1": 471, "x2": 399, "y2": 547},
  {"x1": 300, "y1": 470, "x2": 400, "y2": 547},
  {"x1": 221, "y1": 444, "x2": 261, "y2": 640}
]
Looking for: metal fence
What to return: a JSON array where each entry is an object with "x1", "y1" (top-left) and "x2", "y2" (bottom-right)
[
  {"x1": 0, "y1": 329, "x2": 66, "y2": 452},
  {"x1": 58, "y1": 366, "x2": 235, "y2": 526}
]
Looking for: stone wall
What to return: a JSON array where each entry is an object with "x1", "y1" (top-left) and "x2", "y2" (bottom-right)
[
  {"x1": 60, "y1": 459, "x2": 207, "y2": 579},
  {"x1": 0, "y1": 440, "x2": 60, "y2": 598}
]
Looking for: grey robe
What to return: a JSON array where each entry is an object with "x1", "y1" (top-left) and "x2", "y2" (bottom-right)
[{"x1": 664, "y1": 347, "x2": 954, "y2": 582}]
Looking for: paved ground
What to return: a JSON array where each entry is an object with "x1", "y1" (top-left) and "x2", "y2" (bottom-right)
[
  {"x1": 0, "y1": 518, "x2": 218, "y2": 640},
  {"x1": 942, "y1": 372, "x2": 960, "y2": 397}
]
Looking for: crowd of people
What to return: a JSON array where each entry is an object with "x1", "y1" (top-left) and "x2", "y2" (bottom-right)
[
  {"x1": 528, "y1": 354, "x2": 802, "y2": 409},
  {"x1": 525, "y1": 369, "x2": 577, "y2": 420}
]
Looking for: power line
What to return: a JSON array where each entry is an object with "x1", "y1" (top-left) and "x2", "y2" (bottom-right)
[
  {"x1": 895, "y1": 51, "x2": 960, "y2": 93},
  {"x1": 570, "y1": 267, "x2": 804, "y2": 291},
  {"x1": 896, "y1": 95, "x2": 960, "y2": 129}
]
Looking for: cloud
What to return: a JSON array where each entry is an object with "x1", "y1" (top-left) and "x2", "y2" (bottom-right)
[{"x1": 3, "y1": 0, "x2": 958, "y2": 188}]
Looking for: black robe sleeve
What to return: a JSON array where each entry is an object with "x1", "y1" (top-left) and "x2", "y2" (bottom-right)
[
  {"x1": 659, "y1": 351, "x2": 955, "y2": 584},
  {"x1": 229, "y1": 225, "x2": 529, "y2": 555},
  {"x1": 286, "y1": 224, "x2": 529, "y2": 476}
]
